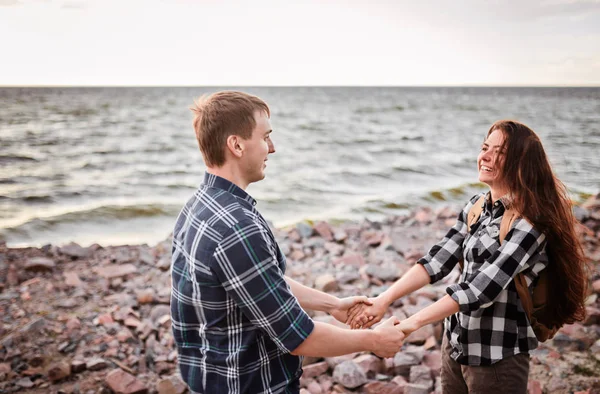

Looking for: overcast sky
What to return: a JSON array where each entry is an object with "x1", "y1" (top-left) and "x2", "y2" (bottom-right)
[{"x1": 1, "y1": 0, "x2": 599, "y2": 86}]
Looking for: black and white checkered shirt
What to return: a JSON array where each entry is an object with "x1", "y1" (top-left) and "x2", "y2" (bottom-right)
[
  {"x1": 170, "y1": 172, "x2": 314, "y2": 394},
  {"x1": 418, "y1": 192, "x2": 548, "y2": 366}
]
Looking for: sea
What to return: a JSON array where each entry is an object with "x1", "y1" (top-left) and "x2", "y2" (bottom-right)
[{"x1": 1, "y1": 87, "x2": 598, "y2": 247}]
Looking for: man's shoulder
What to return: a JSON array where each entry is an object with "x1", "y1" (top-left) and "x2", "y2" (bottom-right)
[{"x1": 182, "y1": 185, "x2": 262, "y2": 236}]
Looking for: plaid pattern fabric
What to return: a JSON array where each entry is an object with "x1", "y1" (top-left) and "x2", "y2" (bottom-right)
[
  {"x1": 418, "y1": 192, "x2": 548, "y2": 366},
  {"x1": 171, "y1": 173, "x2": 314, "y2": 394}
]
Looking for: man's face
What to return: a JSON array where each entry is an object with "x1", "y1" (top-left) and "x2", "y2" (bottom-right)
[{"x1": 241, "y1": 110, "x2": 275, "y2": 184}]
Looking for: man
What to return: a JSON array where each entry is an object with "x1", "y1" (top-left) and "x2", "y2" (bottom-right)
[{"x1": 170, "y1": 91, "x2": 405, "y2": 394}]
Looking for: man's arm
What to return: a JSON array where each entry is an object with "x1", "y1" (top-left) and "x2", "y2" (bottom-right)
[
  {"x1": 285, "y1": 276, "x2": 372, "y2": 324},
  {"x1": 291, "y1": 317, "x2": 405, "y2": 359},
  {"x1": 210, "y1": 219, "x2": 404, "y2": 358}
]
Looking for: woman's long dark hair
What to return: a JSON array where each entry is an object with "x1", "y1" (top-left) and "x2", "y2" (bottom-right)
[{"x1": 490, "y1": 120, "x2": 588, "y2": 327}]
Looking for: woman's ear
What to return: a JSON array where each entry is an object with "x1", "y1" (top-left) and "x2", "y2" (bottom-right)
[{"x1": 226, "y1": 135, "x2": 244, "y2": 158}]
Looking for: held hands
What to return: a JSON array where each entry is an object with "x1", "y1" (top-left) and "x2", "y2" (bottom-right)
[
  {"x1": 371, "y1": 316, "x2": 405, "y2": 358},
  {"x1": 346, "y1": 295, "x2": 389, "y2": 329},
  {"x1": 328, "y1": 296, "x2": 373, "y2": 325}
]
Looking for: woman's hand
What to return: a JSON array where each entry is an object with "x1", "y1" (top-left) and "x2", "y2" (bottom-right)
[
  {"x1": 346, "y1": 295, "x2": 389, "y2": 329},
  {"x1": 328, "y1": 296, "x2": 373, "y2": 325}
]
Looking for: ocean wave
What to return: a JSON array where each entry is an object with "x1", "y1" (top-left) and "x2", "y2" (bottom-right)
[
  {"x1": 354, "y1": 105, "x2": 405, "y2": 114},
  {"x1": 391, "y1": 166, "x2": 430, "y2": 175},
  {"x1": 22, "y1": 195, "x2": 54, "y2": 203},
  {"x1": 2, "y1": 203, "x2": 180, "y2": 231},
  {"x1": 0, "y1": 154, "x2": 39, "y2": 164}
]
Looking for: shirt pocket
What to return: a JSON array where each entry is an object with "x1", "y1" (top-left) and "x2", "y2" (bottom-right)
[{"x1": 469, "y1": 222, "x2": 501, "y2": 267}]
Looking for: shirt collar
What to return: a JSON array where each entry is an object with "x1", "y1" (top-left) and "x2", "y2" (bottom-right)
[
  {"x1": 483, "y1": 191, "x2": 513, "y2": 213},
  {"x1": 202, "y1": 172, "x2": 257, "y2": 206}
]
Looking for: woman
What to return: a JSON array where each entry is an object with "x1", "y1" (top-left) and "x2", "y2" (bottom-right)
[{"x1": 347, "y1": 120, "x2": 588, "y2": 394}]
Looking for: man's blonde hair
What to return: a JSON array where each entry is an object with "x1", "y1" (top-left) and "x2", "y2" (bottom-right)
[{"x1": 191, "y1": 91, "x2": 270, "y2": 167}]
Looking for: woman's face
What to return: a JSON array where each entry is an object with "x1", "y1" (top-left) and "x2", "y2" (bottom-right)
[{"x1": 477, "y1": 129, "x2": 506, "y2": 190}]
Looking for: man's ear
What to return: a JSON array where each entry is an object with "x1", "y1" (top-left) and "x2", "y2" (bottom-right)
[{"x1": 226, "y1": 135, "x2": 244, "y2": 158}]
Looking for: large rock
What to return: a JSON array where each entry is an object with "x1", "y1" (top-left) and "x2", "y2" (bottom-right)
[
  {"x1": 59, "y1": 243, "x2": 90, "y2": 259},
  {"x1": 64, "y1": 272, "x2": 84, "y2": 287},
  {"x1": 314, "y1": 274, "x2": 338, "y2": 292},
  {"x1": 332, "y1": 360, "x2": 367, "y2": 389},
  {"x1": 156, "y1": 374, "x2": 187, "y2": 394},
  {"x1": 314, "y1": 222, "x2": 334, "y2": 241},
  {"x1": 409, "y1": 365, "x2": 433, "y2": 390},
  {"x1": 364, "y1": 262, "x2": 403, "y2": 282},
  {"x1": 94, "y1": 264, "x2": 137, "y2": 279},
  {"x1": 423, "y1": 350, "x2": 442, "y2": 377},
  {"x1": 404, "y1": 383, "x2": 430, "y2": 394},
  {"x1": 393, "y1": 351, "x2": 423, "y2": 377},
  {"x1": 302, "y1": 361, "x2": 329, "y2": 379},
  {"x1": 306, "y1": 379, "x2": 324, "y2": 394},
  {"x1": 24, "y1": 257, "x2": 55, "y2": 271},
  {"x1": 363, "y1": 381, "x2": 403, "y2": 394},
  {"x1": 592, "y1": 279, "x2": 600, "y2": 294},
  {"x1": 583, "y1": 306, "x2": 600, "y2": 326},
  {"x1": 105, "y1": 368, "x2": 148, "y2": 394},
  {"x1": 325, "y1": 353, "x2": 359, "y2": 369},
  {"x1": 353, "y1": 354, "x2": 383, "y2": 378},
  {"x1": 47, "y1": 361, "x2": 71, "y2": 382},
  {"x1": 333, "y1": 254, "x2": 365, "y2": 268},
  {"x1": 296, "y1": 222, "x2": 314, "y2": 239},
  {"x1": 86, "y1": 358, "x2": 108, "y2": 371}
]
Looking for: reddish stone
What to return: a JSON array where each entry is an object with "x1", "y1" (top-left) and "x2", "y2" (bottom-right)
[
  {"x1": 156, "y1": 375, "x2": 187, "y2": 394},
  {"x1": 47, "y1": 361, "x2": 71, "y2": 382},
  {"x1": 353, "y1": 354, "x2": 383, "y2": 378},
  {"x1": 302, "y1": 361, "x2": 329, "y2": 379},
  {"x1": 93, "y1": 264, "x2": 137, "y2": 279},
  {"x1": 66, "y1": 317, "x2": 81, "y2": 331},
  {"x1": 64, "y1": 272, "x2": 83, "y2": 287},
  {"x1": 528, "y1": 380, "x2": 543, "y2": 394},
  {"x1": 314, "y1": 274, "x2": 338, "y2": 292},
  {"x1": 97, "y1": 313, "x2": 114, "y2": 325},
  {"x1": 592, "y1": 279, "x2": 600, "y2": 294},
  {"x1": 136, "y1": 289, "x2": 155, "y2": 304},
  {"x1": 307, "y1": 380, "x2": 323, "y2": 394},
  {"x1": 333, "y1": 254, "x2": 365, "y2": 267},
  {"x1": 7, "y1": 264, "x2": 19, "y2": 287},
  {"x1": 25, "y1": 257, "x2": 55, "y2": 271},
  {"x1": 423, "y1": 350, "x2": 442, "y2": 377},
  {"x1": 105, "y1": 368, "x2": 148, "y2": 394},
  {"x1": 363, "y1": 381, "x2": 403, "y2": 394},
  {"x1": 314, "y1": 221, "x2": 334, "y2": 241},
  {"x1": 125, "y1": 317, "x2": 142, "y2": 328}
]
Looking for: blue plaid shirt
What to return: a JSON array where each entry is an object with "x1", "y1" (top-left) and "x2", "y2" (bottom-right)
[{"x1": 171, "y1": 173, "x2": 315, "y2": 394}]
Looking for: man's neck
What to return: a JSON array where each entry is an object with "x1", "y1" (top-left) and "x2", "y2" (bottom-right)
[{"x1": 206, "y1": 165, "x2": 249, "y2": 190}]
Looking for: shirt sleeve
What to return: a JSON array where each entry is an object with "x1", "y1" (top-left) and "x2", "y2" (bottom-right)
[
  {"x1": 417, "y1": 194, "x2": 482, "y2": 284},
  {"x1": 446, "y1": 217, "x2": 546, "y2": 313},
  {"x1": 210, "y1": 219, "x2": 314, "y2": 353}
]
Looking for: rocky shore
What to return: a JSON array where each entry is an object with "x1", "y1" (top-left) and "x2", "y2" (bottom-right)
[{"x1": 1, "y1": 194, "x2": 599, "y2": 394}]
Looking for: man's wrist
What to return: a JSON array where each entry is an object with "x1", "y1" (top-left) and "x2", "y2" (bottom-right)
[
  {"x1": 323, "y1": 295, "x2": 340, "y2": 313},
  {"x1": 361, "y1": 329, "x2": 378, "y2": 352}
]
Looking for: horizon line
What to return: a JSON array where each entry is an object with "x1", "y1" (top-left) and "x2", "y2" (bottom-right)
[{"x1": 1, "y1": 84, "x2": 600, "y2": 88}]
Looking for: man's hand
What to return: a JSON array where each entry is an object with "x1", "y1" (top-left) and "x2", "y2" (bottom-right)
[
  {"x1": 328, "y1": 296, "x2": 372, "y2": 325},
  {"x1": 371, "y1": 316, "x2": 405, "y2": 358},
  {"x1": 347, "y1": 295, "x2": 389, "y2": 329}
]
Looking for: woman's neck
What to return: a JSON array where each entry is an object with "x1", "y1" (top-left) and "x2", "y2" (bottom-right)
[{"x1": 490, "y1": 187, "x2": 509, "y2": 204}]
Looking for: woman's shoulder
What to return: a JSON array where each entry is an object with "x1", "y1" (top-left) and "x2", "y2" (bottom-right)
[{"x1": 462, "y1": 192, "x2": 487, "y2": 212}]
